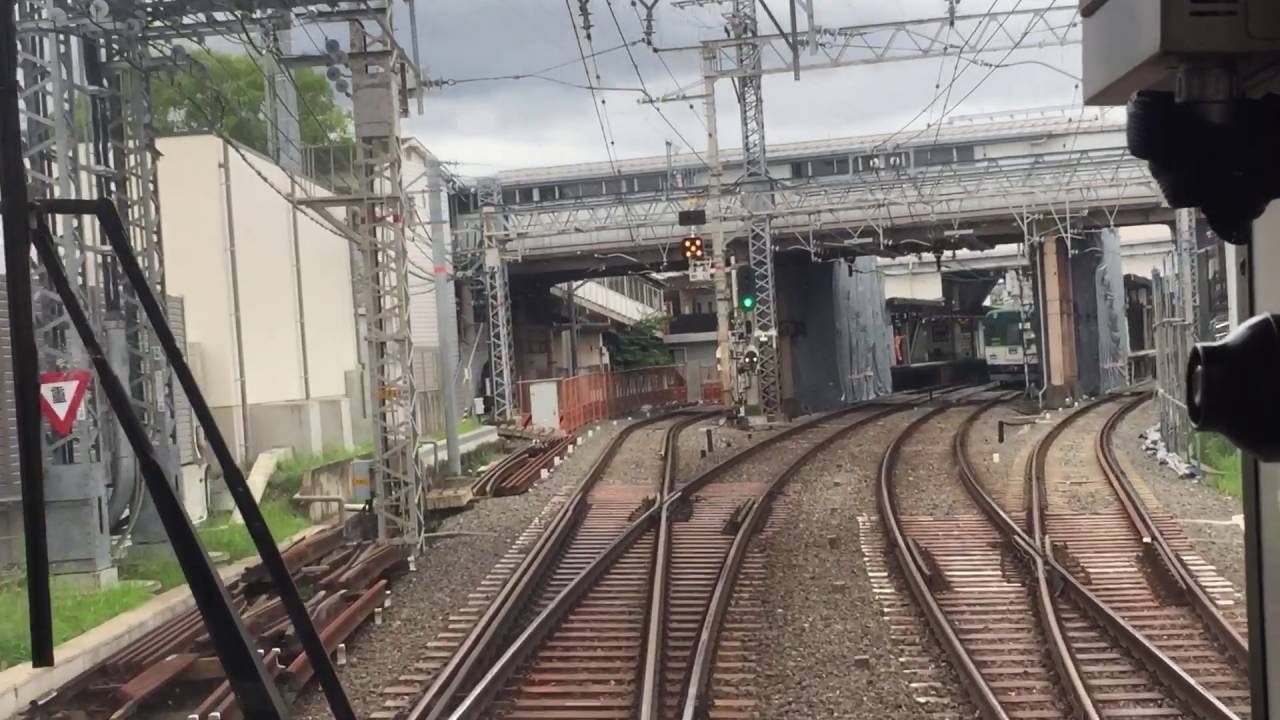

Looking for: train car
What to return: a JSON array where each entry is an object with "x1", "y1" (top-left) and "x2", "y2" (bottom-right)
[{"x1": 981, "y1": 307, "x2": 1038, "y2": 385}]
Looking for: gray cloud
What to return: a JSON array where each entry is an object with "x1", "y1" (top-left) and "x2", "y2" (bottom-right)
[{"x1": 396, "y1": 0, "x2": 1082, "y2": 174}]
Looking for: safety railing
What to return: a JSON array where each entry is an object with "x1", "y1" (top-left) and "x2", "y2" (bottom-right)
[{"x1": 517, "y1": 365, "x2": 688, "y2": 434}]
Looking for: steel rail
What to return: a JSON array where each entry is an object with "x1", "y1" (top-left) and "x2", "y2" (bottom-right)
[
  {"x1": 638, "y1": 410, "x2": 701, "y2": 718},
  {"x1": 405, "y1": 409, "x2": 694, "y2": 720},
  {"x1": 1028, "y1": 396, "x2": 1237, "y2": 720},
  {"x1": 953, "y1": 397, "x2": 1099, "y2": 720},
  {"x1": 679, "y1": 403, "x2": 912, "y2": 720},
  {"x1": 445, "y1": 401, "x2": 894, "y2": 720},
  {"x1": 879, "y1": 402, "x2": 1012, "y2": 720},
  {"x1": 955, "y1": 394, "x2": 1239, "y2": 720},
  {"x1": 1096, "y1": 393, "x2": 1250, "y2": 667}
]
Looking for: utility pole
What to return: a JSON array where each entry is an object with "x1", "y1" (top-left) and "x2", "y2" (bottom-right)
[
  {"x1": 702, "y1": 47, "x2": 734, "y2": 405},
  {"x1": 428, "y1": 157, "x2": 462, "y2": 476}
]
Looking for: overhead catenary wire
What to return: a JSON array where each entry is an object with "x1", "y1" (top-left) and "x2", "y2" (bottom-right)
[
  {"x1": 602, "y1": 0, "x2": 708, "y2": 167},
  {"x1": 562, "y1": 0, "x2": 644, "y2": 247},
  {"x1": 631, "y1": 1, "x2": 708, "y2": 135},
  {"x1": 139, "y1": 24, "x2": 417, "y2": 260},
  {"x1": 88, "y1": 15, "x2": 442, "y2": 283},
  {"x1": 871, "y1": 2, "x2": 1074, "y2": 154}
]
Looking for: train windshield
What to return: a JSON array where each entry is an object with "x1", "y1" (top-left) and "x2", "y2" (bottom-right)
[{"x1": 982, "y1": 311, "x2": 1021, "y2": 347}]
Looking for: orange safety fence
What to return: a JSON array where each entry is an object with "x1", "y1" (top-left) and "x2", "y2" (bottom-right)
[
  {"x1": 516, "y1": 365, "x2": 689, "y2": 434},
  {"x1": 698, "y1": 364, "x2": 724, "y2": 404}
]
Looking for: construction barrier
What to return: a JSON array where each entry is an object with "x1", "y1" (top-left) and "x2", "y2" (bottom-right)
[{"x1": 518, "y1": 365, "x2": 687, "y2": 434}]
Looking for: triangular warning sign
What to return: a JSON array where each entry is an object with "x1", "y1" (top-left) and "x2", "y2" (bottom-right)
[{"x1": 39, "y1": 370, "x2": 92, "y2": 437}]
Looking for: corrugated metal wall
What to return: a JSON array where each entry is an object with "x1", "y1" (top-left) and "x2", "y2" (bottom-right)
[{"x1": 0, "y1": 277, "x2": 18, "y2": 503}]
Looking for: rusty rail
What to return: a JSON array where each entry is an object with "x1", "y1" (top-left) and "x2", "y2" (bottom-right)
[
  {"x1": 403, "y1": 409, "x2": 701, "y2": 720},
  {"x1": 1097, "y1": 393, "x2": 1250, "y2": 667},
  {"x1": 879, "y1": 402, "x2": 1012, "y2": 720},
  {"x1": 679, "y1": 403, "x2": 911, "y2": 720},
  {"x1": 30, "y1": 527, "x2": 405, "y2": 718},
  {"x1": 950, "y1": 394, "x2": 1240, "y2": 720}
]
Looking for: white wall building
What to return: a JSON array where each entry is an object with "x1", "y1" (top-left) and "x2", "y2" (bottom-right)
[{"x1": 158, "y1": 134, "x2": 362, "y2": 466}]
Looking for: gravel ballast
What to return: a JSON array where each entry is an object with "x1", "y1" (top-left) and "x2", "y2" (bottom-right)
[
  {"x1": 1112, "y1": 399, "x2": 1246, "y2": 602},
  {"x1": 293, "y1": 421, "x2": 621, "y2": 718},
  {"x1": 755, "y1": 406, "x2": 930, "y2": 719}
]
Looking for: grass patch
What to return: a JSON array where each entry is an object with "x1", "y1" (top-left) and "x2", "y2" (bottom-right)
[
  {"x1": 428, "y1": 416, "x2": 484, "y2": 442},
  {"x1": 196, "y1": 500, "x2": 312, "y2": 562},
  {"x1": 463, "y1": 448, "x2": 499, "y2": 475},
  {"x1": 0, "y1": 501, "x2": 313, "y2": 670},
  {"x1": 0, "y1": 582, "x2": 154, "y2": 671},
  {"x1": 265, "y1": 443, "x2": 372, "y2": 502},
  {"x1": 119, "y1": 556, "x2": 187, "y2": 591},
  {"x1": 1199, "y1": 432, "x2": 1243, "y2": 498},
  {"x1": 118, "y1": 500, "x2": 311, "y2": 591}
]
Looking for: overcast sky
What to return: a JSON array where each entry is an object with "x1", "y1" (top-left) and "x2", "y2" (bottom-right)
[{"x1": 394, "y1": 0, "x2": 1083, "y2": 176}]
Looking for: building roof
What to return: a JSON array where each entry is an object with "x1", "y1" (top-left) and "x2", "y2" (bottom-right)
[{"x1": 492, "y1": 105, "x2": 1126, "y2": 185}]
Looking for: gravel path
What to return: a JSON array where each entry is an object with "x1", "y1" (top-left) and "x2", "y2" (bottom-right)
[
  {"x1": 604, "y1": 415, "x2": 686, "y2": 487},
  {"x1": 966, "y1": 401, "x2": 1056, "y2": 518},
  {"x1": 894, "y1": 405, "x2": 980, "y2": 517},
  {"x1": 755, "y1": 406, "x2": 930, "y2": 719},
  {"x1": 1112, "y1": 399, "x2": 1247, "y2": 602},
  {"x1": 1043, "y1": 401, "x2": 1118, "y2": 513},
  {"x1": 292, "y1": 421, "x2": 621, "y2": 718}
]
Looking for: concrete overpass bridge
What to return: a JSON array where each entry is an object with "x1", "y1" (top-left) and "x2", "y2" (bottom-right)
[
  {"x1": 457, "y1": 107, "x2": 1168, "y2": 280},
  {"x1": 453, "y1": 107, "x2": 1173, "y2": 418}
]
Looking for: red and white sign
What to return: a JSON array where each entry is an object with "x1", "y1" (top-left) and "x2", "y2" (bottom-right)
[{"x1": 39, "y1": 370, "x2": 92, "y2": 437}]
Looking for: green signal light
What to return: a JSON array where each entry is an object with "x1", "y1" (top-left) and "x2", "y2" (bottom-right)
[{"x1": 740, "y1": 296, "x2": 756, "y2": 309}]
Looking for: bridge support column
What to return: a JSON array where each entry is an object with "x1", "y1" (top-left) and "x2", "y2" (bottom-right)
[{"x1": 1038, "y1": 235, "x2": 1080, "y2": 407}]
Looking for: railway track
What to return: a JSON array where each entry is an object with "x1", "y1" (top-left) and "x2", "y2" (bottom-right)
[
  {"x1": 387, "y1": 391, "x2": 974, "y2": 720},
  {"x1": 879, "y1": 392, "x2": 1250, "y2": 720},
  {"x1": 27, "y1": 527, "x2": 405, "y2": 719}
]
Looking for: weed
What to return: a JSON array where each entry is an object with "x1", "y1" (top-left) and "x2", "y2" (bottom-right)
[
  {"x1": 1198, "y1": 432, "x2": 1243, "y2": 498},
  {"x1": 0, "y1": 582, "x2": 154, "y2": 670},
  {"x1": 265, "y1": 443, "x2": 372, "y2": 501}
]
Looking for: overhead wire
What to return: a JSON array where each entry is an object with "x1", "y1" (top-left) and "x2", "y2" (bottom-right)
[
  {"x1": 871, "y1": 2, "x2": 1073, "y2": 153},
  {"x1": 604, "y1": 0, "x2": 708, "y2": 168},
  {"x1": 562, "y1": 0, "x2": 642, "y2": 247},
  {"x1": 88, "y1": 16, "x2": 440, "y2": 283},
  {"x1": 628, "y1": 0, "x2": 710, "y2": 135}
]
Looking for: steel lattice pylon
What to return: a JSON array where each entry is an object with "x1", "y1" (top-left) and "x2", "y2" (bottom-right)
[
  {"x1": 479, "y1": 180, "x2": 515, "y2": 421},
  {"x1": 18, "y1": 1, "x2": 102, "y2": 469},
  {"x1": 14, "y1": 1, "x2": 177, "y2": 557},
  {"x1": 732, "y1": 0, "x2": 781, "y2": 416},
  {"x1": 350, "y1": 19, "x2": 421, "y2": 543},
  {"x1": 110, "y1": 36, "x2": 178, "y2": 491}
]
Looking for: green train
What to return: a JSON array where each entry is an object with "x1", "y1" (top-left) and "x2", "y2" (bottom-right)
[{"x1": 980, "y1": 308, "x2": 1039, "y2": 384}]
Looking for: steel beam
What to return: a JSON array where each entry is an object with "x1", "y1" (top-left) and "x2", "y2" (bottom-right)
[
  {"x1": 480, "y1": 180, "x2": 515, "y2": 421},
  {"x1": 350, "y1": 16, "x2": 421, "y2": 543},
  {"x1": 0, "y1": 0, "x2": 53, "y2": 666},
  {"x1": 733, "y1": 0, "x2": 781, "y2": 416}
]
